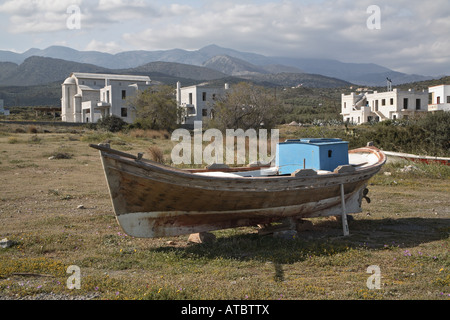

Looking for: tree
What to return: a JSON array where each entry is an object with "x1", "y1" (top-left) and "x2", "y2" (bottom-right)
[
  {"x1": 131, "y1": 85, "x2": 181, "y2": 131},
  {"x1": 207, "y1": 82, "x2": 281, "y2": 131}
]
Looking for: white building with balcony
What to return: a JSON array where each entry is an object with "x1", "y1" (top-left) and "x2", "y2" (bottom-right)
[
  {"x1": 428, "y1": 84, "x2": 450, "y2": 112},
  {"x1": 176, "y1": 82, "x2": 230, "y2": 126},
  {"x1": 341, "y1": 88, "x2": 429, "y2": 125},
  {"x1": 61, "y1": 73, "x2": 151, "y2": 124}
]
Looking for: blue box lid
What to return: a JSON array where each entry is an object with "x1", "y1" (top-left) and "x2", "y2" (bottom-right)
[{"x1": 282, "y1": 138, "x2": 348, "y2": 145}]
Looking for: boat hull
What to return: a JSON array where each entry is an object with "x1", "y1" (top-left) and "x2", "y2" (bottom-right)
[
  {"x1": 384, "y1": 151, "x2": 450, "y2": 166},
  {"x1": 94, "y1": 145, "x2": 386, "y2": 238}
]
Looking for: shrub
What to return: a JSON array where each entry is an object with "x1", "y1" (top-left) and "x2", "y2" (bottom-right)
[
  {"x1": 28, "y1": 126, "x2": 38, "y2": 134},
  {"x1": 147, "y1": 146, "x2": 164, "y2": 164},
  {"x1": 97, "y1": 115, "x2": 127, "y2": 133}
]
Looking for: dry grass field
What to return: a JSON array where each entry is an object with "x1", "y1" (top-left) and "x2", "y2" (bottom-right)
[{"x1": 0, "y1": 123, "x2": 449, "y2": 301}]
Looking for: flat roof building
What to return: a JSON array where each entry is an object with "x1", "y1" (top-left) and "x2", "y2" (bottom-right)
[
  {"x1": 61, "y1": 73, "x2": 151, "y2": 124},
  {"x1": 341, "y1": 88, "x2": 429, "y2": 125},
  {"x1": 176, "y1": 82, "x2": 230, "y2": 126},
  {"x1": 428, "y1": 84, "x2": 450, "y2": 112}
]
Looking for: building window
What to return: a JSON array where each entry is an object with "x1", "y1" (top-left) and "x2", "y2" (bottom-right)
[
  {"x1": 202, "y1": 92, "x2": 207, "y2": 101},
  {"x1": 437, "y1": 96, "x2": 440, "y2": 104},
  {"x1": 403, "y1": 98, "x2": 408, "y2": 109},
  {"x1": 344, "y1": 102, "x2": 347, "y2": 109},
  {"x1": 390, "y1": 98, "x2": 394, "y2": 105},
  {"x1": 447, "y1": 96, "x2": 450, "y2": 103},
  {"x1": 202, "y1": 109, "x2": 208, "y2": 117},
  {"x1": 121, "y1": 108, "x2": 128, "y2": 118},
  {"x1": 416, "y1": 99, "x2": 421, "y2": 110},
  {"x1": 382, "y1": 99, "x2": 386, "y2": 106},
  {"x1": 189, "y1": 93, "x2": 193, "y2": 105},
  {"x1": 122, "y1": 90, "x2": 126, "y2": 100}
]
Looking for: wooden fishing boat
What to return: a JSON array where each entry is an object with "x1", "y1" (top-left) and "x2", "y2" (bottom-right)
[
  {"x1": 90, "y1": 143, "x2": 386, "y2": 238},
  {"x1": 383, "y1": 151, "x2": 450, "y2": 166}
]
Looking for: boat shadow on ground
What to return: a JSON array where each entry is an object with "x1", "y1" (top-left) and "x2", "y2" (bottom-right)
[
  {"x1": 153, "y1": 217, "x2": 450, "y2": 266},
  {"x1": 151, "y1": 217, "x2": 449, "y2": 283}
]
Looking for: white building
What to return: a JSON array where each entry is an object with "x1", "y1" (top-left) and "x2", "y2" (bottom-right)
[
  {"x1": 428, "y1": 84, "x2": 450, "y2": 112},
  {"x1": 61, "y1": 73, "x2": 151, "y2": 124},
  {"x1": 176, "y1": 82, "x2": 230, "y2": 126},
  {"x1": 341, "y1": 88, "x2": 429, "y2": 125},
  {"x1": 0, "y1": 99, "x2": 10, "y2": 116}
]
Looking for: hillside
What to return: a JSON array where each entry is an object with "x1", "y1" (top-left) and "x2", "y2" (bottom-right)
[
  {"x1": 242, "y1": 72, "x2": 351, "y2": 88},
  {"x1": 0, "y1": 44, "x2": 437, "y2": 86},
  {"x1": 0, "y1": 83, "x2": 61, "y2": 107},
  {"x1": 0, "y1": 57, "x2": 110, "y2": 86},
  {"x1": 121, "y1": 61, "x2": 228, "y2": 81},
  {"x1": 0, "y1": 52, "x2": 444, "y2": 108},
  {"x1": 0, "y1": 55, "x2": 354, "y2": 89},
  {"x1": 203, "y1": 55, "x2": 269, "y2": 76}
]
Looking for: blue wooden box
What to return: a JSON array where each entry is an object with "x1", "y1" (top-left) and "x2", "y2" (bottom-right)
[{"x1": 276, "y1": 138, "x2": 349, "y2": 174}]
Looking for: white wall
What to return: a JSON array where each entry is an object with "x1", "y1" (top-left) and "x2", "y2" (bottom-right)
[
  {"x1": 342, "y1": 89, "x2": 428, "y2": 124},
  {"x1": 62, "y1": 74, "x2": 150, "y2": 123},
  {"x1": 178, "y1": 84, "x2": 228, "y2": 125},
  {"x1": 428, "y1": 85, "x2": 450, "y2": 111}
]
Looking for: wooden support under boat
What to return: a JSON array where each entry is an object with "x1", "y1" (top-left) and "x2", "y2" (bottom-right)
[{"x1": 340, "y1": 184, "x2": 350, "y2": 237}]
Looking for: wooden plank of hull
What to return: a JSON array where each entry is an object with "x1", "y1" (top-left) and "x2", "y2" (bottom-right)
[
  {"x1": 116, "y1": 187, "x2": 365, "y2": 238},
  {"x1": 95, "y1": 145, "x2": 385, "y2": 238}
]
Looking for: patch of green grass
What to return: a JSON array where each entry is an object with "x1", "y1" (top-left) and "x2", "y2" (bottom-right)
[
  {"x1": 0, "y1": 257, "x2": 67, "y2": 278},
  {"x1": 80, "y1": 131, "x2": 115, "y2": 143}
]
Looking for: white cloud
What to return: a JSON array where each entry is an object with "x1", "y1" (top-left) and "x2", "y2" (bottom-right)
[
  {"x1": 122, "y1": 0, "x2": 450, "y2": 75},
  {"x1": 85, "y1": 40, "x2": 123, "y2": 54},
  {"x1": 0, "y1": 0, "x2": 156, "y2": 33},
  {"x1": 0, "y1": 0, "x2": 449, "y2": 75},
  {"x1": 0, "y1": 0, "x2": 84, "y2": 33}
]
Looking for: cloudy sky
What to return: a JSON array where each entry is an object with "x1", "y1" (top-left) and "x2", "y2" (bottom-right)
[{"x1": 0, "y1": 0, "x2": 449, "y2": 76}]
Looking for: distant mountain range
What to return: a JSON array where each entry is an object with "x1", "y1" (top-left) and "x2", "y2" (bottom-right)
[{"x1": 0, "y1": 44, "x2": 437, "y2": 87}]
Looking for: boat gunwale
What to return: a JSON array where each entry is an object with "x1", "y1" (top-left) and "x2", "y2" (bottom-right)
[{"x1": 91, "y1": 144, "x2": 386, "y2": 184}]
